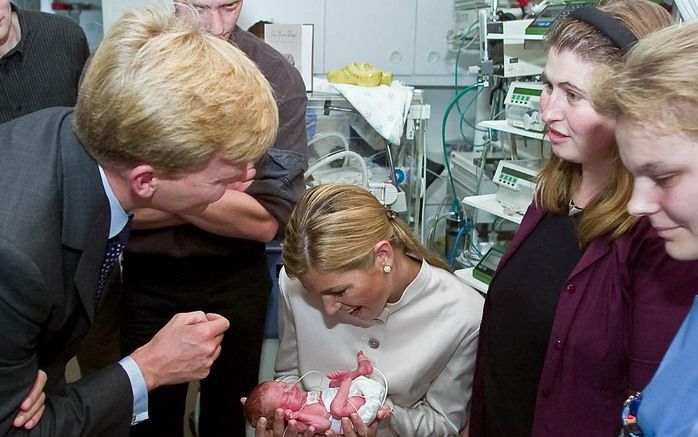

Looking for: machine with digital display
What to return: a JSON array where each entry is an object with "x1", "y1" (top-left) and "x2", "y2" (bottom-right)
[
  {"x1": 493, "y1": 159, "x2": 545, "y2": 215},
  {"x1": 473, "y1": 245, "x2": 507, "y2": 284},
  {"x1": 526, "y1": 2, "x2": 598, "y2": 36},
  {"x1": 486, "y1": 19, "x2": 547, "y2": 78},
  {"x1": 504, "y1": 81, "x2": 546, "y2": 132}
]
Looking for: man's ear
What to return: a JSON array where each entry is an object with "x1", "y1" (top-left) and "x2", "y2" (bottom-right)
[{"x1": 128, "y1": 164, "x2": 157, "y2": 199}]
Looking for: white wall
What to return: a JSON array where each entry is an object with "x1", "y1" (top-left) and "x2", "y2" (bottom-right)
[
  {"x1": 101, "y1": 0, "x2": 168, "y2": 33},
  {"x1": 238, "y1": 0, "x2": 480, "y2": 87},
  {"x1": 102, "y1": 0, "x2": 480, "y2": 87}
]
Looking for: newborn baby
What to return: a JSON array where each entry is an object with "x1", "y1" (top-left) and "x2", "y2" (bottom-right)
[{"x1": 244, "y1": 351, "x2": 386, "y2": 433}]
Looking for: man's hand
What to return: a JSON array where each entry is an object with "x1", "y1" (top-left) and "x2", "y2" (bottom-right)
[
  {"x1": 227, "y1": 163, "x2": 257, "y2": 192},
  {"x1": 130, "y1": 311, "x2": 230, "y2": 390},
  {"x1": 12, "y1": 370, "x2": 47, "y2": 430}
]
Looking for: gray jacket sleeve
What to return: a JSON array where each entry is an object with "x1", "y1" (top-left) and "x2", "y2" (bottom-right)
[{"x1": 0, "y1": 241, "x2": 133, "y2": 437}]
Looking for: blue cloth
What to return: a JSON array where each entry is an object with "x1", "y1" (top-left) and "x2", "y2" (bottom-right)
[
  {"x1": 98, "y1": 166, "x2": 130, "y2": 238},
  {"x1": 119, "y1": 356, "x2": 149, "y2": 424},
  {"x1": 305, "y1": 109, "x2": 317, "y2": 141},
  {"x1": 637, "y1": 296, "x2": 698, "y2": 436}
]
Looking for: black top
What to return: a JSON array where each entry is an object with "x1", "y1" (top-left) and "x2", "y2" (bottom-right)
[
  {"x1": 483, "y1": 213, "x2": 583, "y2": 436},
  {"x1": 0, "y1": 4, "x2": 89, "y2": 124}
]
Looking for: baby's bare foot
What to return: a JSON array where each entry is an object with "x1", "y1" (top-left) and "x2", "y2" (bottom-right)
[
  {"x1": 355, "y1": 351, "x2": 373, "y2": 376},
  {"x1": 328, "y1": 370, "x2": 351, "y2": 387}
]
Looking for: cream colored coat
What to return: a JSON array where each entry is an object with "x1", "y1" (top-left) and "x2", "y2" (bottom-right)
[{"x1": 275, "y1": 261, "x2": 484, "y2": 436}]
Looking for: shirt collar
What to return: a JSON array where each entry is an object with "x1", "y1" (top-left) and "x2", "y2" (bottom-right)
[{"x1": 98, "y1": 165, "x2": 129, "y2": 238}]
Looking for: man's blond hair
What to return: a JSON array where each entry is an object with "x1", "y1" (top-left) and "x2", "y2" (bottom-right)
[{"x1": 75, "y1": 7, "x2": 278, "y2": 177}]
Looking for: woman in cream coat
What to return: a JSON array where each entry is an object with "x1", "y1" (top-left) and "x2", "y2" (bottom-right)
[{"x1": 256, "y1": 184, "x2": 483, "y2": 437}]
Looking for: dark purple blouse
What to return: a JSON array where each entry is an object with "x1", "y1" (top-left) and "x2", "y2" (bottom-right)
[{"x1": 470, "y1": 204, "x2": 697, "y2": 437}]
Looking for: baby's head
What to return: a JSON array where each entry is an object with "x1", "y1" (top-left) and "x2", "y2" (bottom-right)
[{"x1": 244, "y1": 381, "x2": 307, "y2": 426}]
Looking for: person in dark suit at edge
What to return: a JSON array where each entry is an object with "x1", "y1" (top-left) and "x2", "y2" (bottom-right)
[
  {"x1": 0, "y1": 6, "x2": 278, "y2": 436},
  {"x1": 0, "y1": 1, "x2": 90, "y2": 429}
]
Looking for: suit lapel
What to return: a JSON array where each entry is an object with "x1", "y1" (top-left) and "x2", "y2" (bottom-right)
[{"x1": 58, "y1": 114, "x2": 110, "y2": 322}]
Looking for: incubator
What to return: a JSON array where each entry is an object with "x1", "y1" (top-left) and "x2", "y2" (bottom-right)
[{"x1": 305, "y1": 88, "x2": 429, "y2": 239}]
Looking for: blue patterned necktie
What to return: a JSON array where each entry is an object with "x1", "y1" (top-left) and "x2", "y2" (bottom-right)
[{"x1": 95, "y1": 220, "x2": 131, "y2": 310}]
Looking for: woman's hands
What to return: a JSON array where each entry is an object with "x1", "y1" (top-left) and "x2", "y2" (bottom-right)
[
  {"x1": 13, "y1": 370, "x2": 47, "y2": 430},
  {"x1": 253, "y1": 405, "x2": 392, "y2": 437},
  {"x1": 334, "y1": 404, "x2": 392, "y2": 437},
  {"x1": 253, "y1": 408, "x2": 317, "y2": 437},
  {"x1": 254, "y1": 408, "x2": 314, "y2": 437}
]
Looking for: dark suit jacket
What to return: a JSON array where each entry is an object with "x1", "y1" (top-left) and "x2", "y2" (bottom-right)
[{"x1": 0, "y1": 108, "x2": 132, "y2": 436}]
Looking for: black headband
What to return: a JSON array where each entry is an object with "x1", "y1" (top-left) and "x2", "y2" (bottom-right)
[{"x1": 569, "y1": 7, "x2": 638, "y2": 51}]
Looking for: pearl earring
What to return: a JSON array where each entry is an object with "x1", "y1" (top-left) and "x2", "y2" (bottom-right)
[{"x1": 383, "y1": 265, "x2": 392, "y2": 273}]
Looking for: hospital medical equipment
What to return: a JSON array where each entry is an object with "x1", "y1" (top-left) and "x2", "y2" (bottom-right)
[
  {"x1": 504, "y1": 81, "x2": 546, "y2": 132},
  {"x1": 486, "y1": 18, "x2": 546, "y2": 77},
  {"x1": 449, "y1": 151, "x2": 498, "y2": 202},
  {"x1": 473, "y1": 245, "x2": 506, "y2": 284},
  {"x1": 525, "y1": 3, "x2": 595, "y2": 36},
  {"x1": 304, "y1": 90, "x2": 428, "y2": 239},
  {"x1": 493, "y1": 159, "x2": 544, "y2": 215}
]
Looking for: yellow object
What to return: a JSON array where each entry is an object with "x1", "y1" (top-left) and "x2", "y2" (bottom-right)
[{"x1": 327, "y1": 63, "x2": 392, "y2": 87}]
